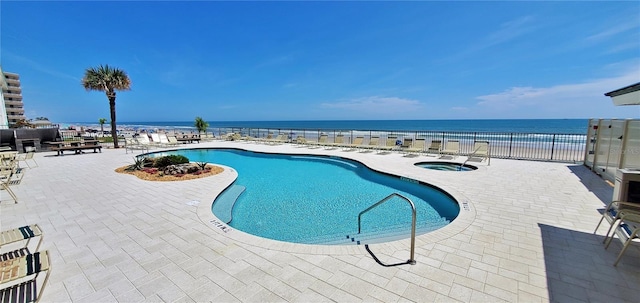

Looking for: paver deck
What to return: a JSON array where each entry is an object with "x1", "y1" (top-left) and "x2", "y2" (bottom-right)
[{"x1": 1, "y1": 140, "x2": 639, "y2": 302}]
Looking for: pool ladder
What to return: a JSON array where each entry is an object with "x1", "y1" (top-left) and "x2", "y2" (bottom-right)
[{"x1": 357, "y1": 193, "x2": 417, "y2": 266}]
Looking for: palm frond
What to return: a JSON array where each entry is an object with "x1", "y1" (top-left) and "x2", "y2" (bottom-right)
[{"x1": 81, "y1": 64, "x2": 132, "y2": 92}]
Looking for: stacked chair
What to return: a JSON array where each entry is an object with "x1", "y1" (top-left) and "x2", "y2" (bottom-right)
[{"x1": 0, "y1": 224, "x2": 50, "y2": 302}]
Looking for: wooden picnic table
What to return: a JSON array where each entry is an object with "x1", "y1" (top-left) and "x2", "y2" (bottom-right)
[
  {"x1": 47, "y1": 140, "x2": 102, "y2": 156},
  {"x1": 175, "y1": 137, "x2": 201, "y2": 144}
]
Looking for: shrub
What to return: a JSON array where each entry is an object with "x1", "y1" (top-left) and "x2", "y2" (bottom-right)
[
  {"x1": 195, "y1": 161, "x2": 208, "y2": 170},
  {"x1": 153, "y1": 155, "x2": 189, "y2": 168},
  {"x1": 126, "y1": 157, "x2": 149, "y2": 171}
]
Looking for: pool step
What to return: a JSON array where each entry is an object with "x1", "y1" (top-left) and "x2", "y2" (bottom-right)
[
  {"x1": 304, "y1": 220, "x2": 450, "y2": 245},
  {"x1": 212, "y1": 185, "x2": 246, "y2": 223}
]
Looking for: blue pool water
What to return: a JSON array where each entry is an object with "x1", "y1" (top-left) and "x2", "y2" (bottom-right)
[{"x1": 149, "y1": 149, "x2": 460, "y2": 244}]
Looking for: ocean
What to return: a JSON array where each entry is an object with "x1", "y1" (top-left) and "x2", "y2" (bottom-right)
[{"x1": 65, "y1": 119, "x2": 589, "y2": 134}]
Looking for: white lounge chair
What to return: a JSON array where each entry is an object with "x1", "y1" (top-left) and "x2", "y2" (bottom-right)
[
  {"x1": 377, "y1": 136, "x2": 397, "y2": 154},
  {"x1": 159, "y1": 134, "x2": 179, "y2": 146},
  {"x1": 468, "y1": 140, "x2": 490, "y2": 165},
  {"x1": 325, "y1": 134, "x2": 345, "y2": 149},
  {"x1": 306, "y1": 134, "x2": 328, "y2": 149},
  {"x1": 343, "y1": 136, "x2": 364, "y2": 151},
  {"x1": 404, "y1": 138, "x2": 426, "y2": 157},
  {"x1": 360, "y1": 136, "x2": 379, "y2": 152},
  {"x1": 426, "y1": 140, "x2": 442, "y2": 157},
  {"x1": 440, "y1": 140, "x2": 460, "y2": 159}
]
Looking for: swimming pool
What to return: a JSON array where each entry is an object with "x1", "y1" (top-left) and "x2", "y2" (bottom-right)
[
  {"x1": 416, "y1": 162, "x2": 477, "y2": 171},
  {"x1": 148, "y1": 149, "x2": 460, "y2": 244}
]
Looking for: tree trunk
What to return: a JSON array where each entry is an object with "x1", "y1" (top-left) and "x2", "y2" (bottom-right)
[{"x1": 109, "y1": 96, "x2": 118, "y2": 148}]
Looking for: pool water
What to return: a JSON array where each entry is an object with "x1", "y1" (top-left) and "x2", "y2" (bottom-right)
[
  {"x1": 416, "y1": 162, "x2": 477, "y2": 171},
  {"x1": 150, "y1": 149, "x2": 460, "y2": 244}
]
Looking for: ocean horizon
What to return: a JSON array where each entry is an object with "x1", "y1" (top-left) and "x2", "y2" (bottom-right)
[{"x1": 62, "y1": 119, "x2": 589, "y2": 134}]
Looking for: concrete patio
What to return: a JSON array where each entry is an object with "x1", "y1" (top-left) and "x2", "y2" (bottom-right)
[{"x1": 1, "y1": 140, "x2": 639, "y2": 302}]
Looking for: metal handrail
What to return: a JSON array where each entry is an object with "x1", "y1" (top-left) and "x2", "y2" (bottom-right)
[{"x1": 358, "y1": 193, "x2": 417, "y2": 265}]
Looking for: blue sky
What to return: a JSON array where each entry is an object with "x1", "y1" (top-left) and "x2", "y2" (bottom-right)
[{"x1": 2, "y1": 1, "x2": 639, "y2": 123}]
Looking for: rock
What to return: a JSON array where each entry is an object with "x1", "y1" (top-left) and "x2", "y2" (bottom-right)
[{"x1": 162, "y1": 163, "x2": 199, "y2": 175}]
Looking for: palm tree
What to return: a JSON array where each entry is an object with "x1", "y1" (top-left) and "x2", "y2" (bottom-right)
[
  {"x1": 194, "y1": 117, "x2": 209, "y2": 133},
  {"x1": 82, "y1": 65, "x2": 131, "y2": 148},
  {"x1": 98, "y1": 118, "x2": 107, "y2": 134}
]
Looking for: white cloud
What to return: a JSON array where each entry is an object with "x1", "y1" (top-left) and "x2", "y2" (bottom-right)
[
  {"x1": 321, "y1": 96, "x2": 423, "y2": 114},
  {"x1": 476, "y1": 70, "x2": 640, "y2": 109},
  {"x1": 3, "y1": 51, "x2": 78, "y2": 81},
  {"x1": 586, "y1": 20, "x2": 639, "y2": 42},
  {"x1": 487, "y1": 16, "x2": 537, "y2": 46}
]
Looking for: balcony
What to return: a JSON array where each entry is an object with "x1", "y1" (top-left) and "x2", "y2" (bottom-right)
[
  {"x1": 4, "y1": 100, "x2": 23, "y2": 107},
  {"x1": 5, "y1": 83, "x2": 21, "y2": 90},
  {"x1": 3, "y1": 72, "x2": 19, "y2": 80},
  {"x1": 7, "y1": 114, "x2": 26, "y2": 121},
  {"x1": 4, "y1": 77, "x2": 20, "y2": 85},
  {"x1": 7, "y1": 109, "x2": 25, "y2": 115},
  {"x1": 2, "y1": 93, "x2": 22, "y2": 99}
]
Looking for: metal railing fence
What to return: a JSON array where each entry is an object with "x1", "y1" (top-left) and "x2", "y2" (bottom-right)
[{"x1": 209, "y1": 127, "x2": 586, "y2": 163}]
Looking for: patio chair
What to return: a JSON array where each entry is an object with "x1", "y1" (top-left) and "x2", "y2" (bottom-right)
[
  {"x1": 426, "y1": 140, "x2": 442, "y2": 156},
  {"x1": 0, "y1": 152, "x2": 18, "y2": 169},
  {"x1": 0, "y1": 250, "x2": 51, "y2": 303},
  {"x1": 158, "y1": 134, "x2": 179, "y2": 146},
  {"x1": 293, "y1": 136, "x2": 307, "y2": 147},
  {"x1": 16, "y1": 152, "x2": 37, "y2": 169},
  {"x1": 360, "y1": 136, "x2": 379, "y2": 152},
  {"x1": 602, "y1": 207, "x2": 640, "y2": 266},
  {"x1": 468, "y1": 140, "x2": 490, "y2": 165},
  {"x1": 325, "y1": 134, "x2": 345, "y2": 149},
  {"x1": 124, "y1": 138, "x2": 149, "y2": 154},
  {"x1": 440, "y1": 140, "x2": 460, "y2": 159},
  {"x1": 377, "y1": 136, "x2": 397, "y2": 154},
  {"x1": 266, "y1": 134, "x2": 287, "y2": 145},
  {"x1": 0, "y1": 225, "x2": 43, "y2": 255},
  {"x1": 399, "y1": 138, "x2": 414, "y2": 154},
  {"x1": 150, "y1": 133, "x2": 163, "y2": 146},
  {"x1": 135, "y1": 134, "x2": 157, "y2": 148},
  {"x1": 306, "y1": 134, "x2": 328, "y2": 149},
  {"x1": 167, "y1": 136, "x2": 181, "y2": 146},
  {"x1": 404, "y1": 138, "x2": 426, "y2": 157},
  {"x1": 343, "y1": 136, "x2": 364, "y2": 151},
  {"x1": 253, "y1": 133, "x2": 272, "y2": 144},
  {"x1": 0, "y1": 168, "x2": 19, "y2": 204}
]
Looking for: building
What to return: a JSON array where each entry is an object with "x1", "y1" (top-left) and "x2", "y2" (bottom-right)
[
  {"x1": 605, "y1": 82, "x2": 640, "y2": 106},
  {"x1": 0, "y1": 66, "x2": 26, "y2": 129}
]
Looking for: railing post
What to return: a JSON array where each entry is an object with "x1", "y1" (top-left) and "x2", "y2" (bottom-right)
[
  {"x1": 508, "y1": 133, "x2": 513, "y2": 158},
  {"x1": 550, "y1": 134, "x2": 556, "y2": 160}
]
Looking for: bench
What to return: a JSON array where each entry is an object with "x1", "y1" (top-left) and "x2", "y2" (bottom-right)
[
  {"x1": 51, "y1": 144, "x2": 102, "y2": 156},
  {"x1": 176, "y1": 137, "x2": 201, "y2": 144}
]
